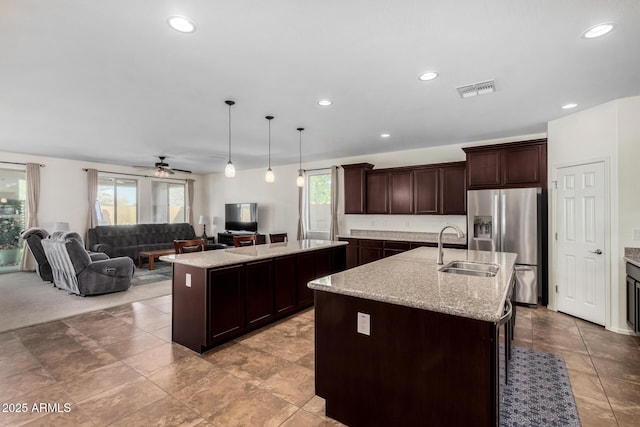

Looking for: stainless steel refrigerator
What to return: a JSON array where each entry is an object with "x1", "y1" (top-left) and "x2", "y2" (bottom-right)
[{"x1": 467, "y1": 188, "x2": 542, "y2": 305}]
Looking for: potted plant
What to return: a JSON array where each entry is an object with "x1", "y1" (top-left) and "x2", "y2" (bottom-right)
[{"x1": 0, "y1": 199, "x2": 23, "y2": 266}]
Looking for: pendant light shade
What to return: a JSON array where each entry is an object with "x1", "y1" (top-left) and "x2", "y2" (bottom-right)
[
  {"x1": 265, "y1": 115, "x2": 275, "y2": 183},
  {"x1": 224, "y1": 100, "x2": 236, "y2": 178},
  {"x1": 296, "y1": 127, "x2": 304, "y2": 187}
]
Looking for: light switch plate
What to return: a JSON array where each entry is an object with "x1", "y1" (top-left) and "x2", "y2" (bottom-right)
[
  {"x1": 633, "y1": 229, "x2": 640, "y2": 241},
  {"x1": 186, "y1": 273, "x2": 191, "y2": 287},
  {"x1": 357, "y1": 312, "x2": 370, "y2": 336}
]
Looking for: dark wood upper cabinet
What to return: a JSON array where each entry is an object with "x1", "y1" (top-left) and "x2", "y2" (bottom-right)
[
  {"x1": 440, "y1": 164, "x2": 466, "y2": 215},
  {"x1": 465, "y1": 150, "x2": 501, "y2": 188},
  {"x1": 366, "y1": 171, "x2": 389, "y2": 214},
  {"x1": 342, "y1": 163, "x2": 373, "y2": 214},
  {"x1": 463, "y1": 139, "x2": 547, "y2": 189},
  {"x1": 389, "y1": 170, "x2": 414, "y2": 214},
  {"x1": 414, "y1": 168, "x2": 439, "y2": 214}
]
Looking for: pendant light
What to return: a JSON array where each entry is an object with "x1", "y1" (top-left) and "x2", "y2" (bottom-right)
[
  {"x1": 224, "y1": 100, "x2": 236, "y2": 178},
  {"x1": 265, "y1": 115, "x2": 275, "y2": 183},
  {"x1": 296, "y1": 127, "x2": 305, "y2": 187}
]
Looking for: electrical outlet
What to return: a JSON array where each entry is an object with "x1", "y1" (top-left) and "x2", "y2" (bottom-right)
[
  {"x1": 633, "y1": 229, "x2": 640, "y2": 241},
  {"x1": 357, "y1": 312, "x2": 370, "y2": 336},
  {"x1": 186, "y1": 273, "x2": 191, "y2": 287}
]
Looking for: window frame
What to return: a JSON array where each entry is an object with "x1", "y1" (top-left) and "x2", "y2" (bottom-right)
[
  {"x1": 151, "y1": 179, "x2": 187, "y2": 224},
  {"x1": 304, "y1": 168, "x2": 332, "y2": 236},
  {"x1": 96, "y1": 175, "x2": 139, "y2": 225}
]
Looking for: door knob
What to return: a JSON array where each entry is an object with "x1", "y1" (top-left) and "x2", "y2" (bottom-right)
[{"x1": 589, "y1": 249, "x2": 603, "y2": 255}]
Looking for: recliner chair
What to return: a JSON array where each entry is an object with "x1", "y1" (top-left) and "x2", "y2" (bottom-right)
[
  {"x1": 20, "y1": 228, "x2": 53, "y2": 282},
  {"x1": 42, "y1": 231, "x2": 134, "y2": 296}
]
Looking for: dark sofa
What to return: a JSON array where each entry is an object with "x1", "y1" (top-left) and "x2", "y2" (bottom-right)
[{"x1": 88, "y1": 223, "x2": 196, "y2": 261}]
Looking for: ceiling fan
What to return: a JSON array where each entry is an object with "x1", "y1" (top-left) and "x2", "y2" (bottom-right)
[{"x1": 134, "y1": 156, "x2": 192, "y2": 177}]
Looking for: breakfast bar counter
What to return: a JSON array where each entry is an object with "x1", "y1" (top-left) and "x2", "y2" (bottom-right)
[
  {"x1": 309, "y1": 247, "x2": 516, "y2": 427},
  {"x1": 161, "y1": 239, "x2": 347, "y2": 353}
]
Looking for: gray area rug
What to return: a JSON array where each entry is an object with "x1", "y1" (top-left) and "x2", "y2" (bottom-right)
[
  {"x1": 500, "y1": 346, "x2": 581, "y2": 426},
  {"x1": 131, "y1": 261, "x2": 173, "y2": 286}
]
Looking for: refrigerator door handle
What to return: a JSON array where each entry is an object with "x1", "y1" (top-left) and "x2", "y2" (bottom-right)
[
  {"x1": 493, "y1": 193, "x2": 500, "y2": 251},
  {"x1": 501, "y1": 193, "x2": 506, "y2": 252}
]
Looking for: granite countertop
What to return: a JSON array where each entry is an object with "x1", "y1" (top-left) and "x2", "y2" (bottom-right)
[
  {"x1": 624, "y1": 247, "x2": 640, "y2": 268},
  {"x1": 308, "y1": 247, "x2": 517, "y2": 323},
  {"x1": 337, "y1": 229, "x2": 467, "y2": 245},
  {"x1": 160, "y1": 239, "x2": 347, "y2": 269}
]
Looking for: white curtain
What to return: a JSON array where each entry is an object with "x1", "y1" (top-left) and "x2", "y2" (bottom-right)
[
  {"x1": 19, "y1": 163, "x2": 40, "y2": 271},
  {"x1": 296, "y1": 185, "x2": 304, "y2": 240},
  {"x1": 186, "y1": 179, "x2": 195, "y2": 224},
  {"x1": 329, "y1": 165, "x2": 339, "y2": 240},
  {"x1": 86, "y1": 168, "x2": 98, "y2": 247}
]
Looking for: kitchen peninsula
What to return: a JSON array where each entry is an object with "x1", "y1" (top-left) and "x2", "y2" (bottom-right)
[
  {"x1": 161, "y1": 240, "x2": 347, "y2": 353},
  {"x1": 309, "y1": 247, "x2": 517, "y2": 426}
]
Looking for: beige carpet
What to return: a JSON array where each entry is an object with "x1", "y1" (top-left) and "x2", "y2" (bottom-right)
[{"x1": 0, "y1": 271, "x2": 171, "y2": 333}]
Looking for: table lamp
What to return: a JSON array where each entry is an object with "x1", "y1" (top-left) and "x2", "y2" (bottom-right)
[
  {"x1": 53, "y1": 222, "x2": 70, "y2": 232},
  {"x1": 198, "y1": 215, "x2": 210, "y2": 239}
]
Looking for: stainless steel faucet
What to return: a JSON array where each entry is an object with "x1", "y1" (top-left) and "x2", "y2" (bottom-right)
[{"x1": 437, "y1": 224, "x2": 465, "y2": 265}]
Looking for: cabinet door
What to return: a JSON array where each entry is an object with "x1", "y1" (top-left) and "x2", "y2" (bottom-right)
[
  {"x1": 389, "y1": 171, "x2": 414, "y2": 214},
  {"x1": 503, "y1": 145, "x2": 540, "y2": 186},
  {"x1": 359, "y1": 240, "x2": 383, "y2": 265},
  {"x1": 414, "y1": 168, "x2": 439, "y2": 214},
  {"x1": 208, "y1": 265, "x2": 244, "y2": 344},
  {"x1": 366, "y1": 172, "x2": 389, "y2": 214},
  {"x1": 297, "y1": 252, "x2": 316, "y2": 307},
  {"x1": 627, "y1": 276, "x2": 636, "y2": 331},
  {"x1": 466, "y1": 150, "x2": 501, "y2": 189},
  {"x1": 340, "y1": 238, "x2": 359, "y2": 269},
  {"x1": 440, "y1": 165, "x2": 466, "y2": 215},
  {"x1": 636, "y1": 282, "x2": 640, "y2": 333},
  {"x1": 274, "y1": 256, "x2": 297, "y2": 315},
  {"x1": 343, "y1": 164, "x2": 373, "y2": 214},
  {"x1": 245, "y1": 259, "x2": 274, "y2": 327}
]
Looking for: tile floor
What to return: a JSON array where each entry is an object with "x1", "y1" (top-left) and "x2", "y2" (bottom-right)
[{"x1": 0, "y1": 297, "x2": 639, "y2": 426}]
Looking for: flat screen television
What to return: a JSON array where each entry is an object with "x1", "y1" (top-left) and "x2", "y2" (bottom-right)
[{"x1": 225, "y1": 203, "x2": 258, "y2": 232}]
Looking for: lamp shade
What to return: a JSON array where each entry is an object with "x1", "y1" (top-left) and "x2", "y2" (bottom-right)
[
  {"x1": 53, "y1": 222, "x2": 70, "y2": 232},
  {"x1": 198, "y1": 215, "x2": 210, "y2": 225}
]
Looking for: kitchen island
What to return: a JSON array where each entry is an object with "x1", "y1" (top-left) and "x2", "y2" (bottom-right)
[
  {"x1": 161, "y1": 239, "x2": 347, "y2": 353},
  {"x1": 309, "y1": 247, "x2": 517, "y2": 427}
]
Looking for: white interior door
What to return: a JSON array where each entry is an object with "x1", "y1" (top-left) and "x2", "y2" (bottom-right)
[{"x1": 556, "y1": 161, "x2": 606, "y2": 325}]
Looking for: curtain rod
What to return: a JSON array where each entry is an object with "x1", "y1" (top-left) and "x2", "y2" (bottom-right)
[
  {"x1": 303, "y1": 166, "x2": 340, "y2": 173},
  {"x1": 82, "y1": 168, "x2": 189, "y2": 182},
  {"x1": 0, "y1": 161, "x2": 45, "y2": 167}
]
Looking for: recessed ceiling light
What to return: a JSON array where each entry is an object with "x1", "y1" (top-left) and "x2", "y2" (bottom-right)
[
  {"x1": 562, "y1": 103, "x2": 578, "y2": 109},
  {"x1": 167, "y1": 16, "x2": 196, "y2": 33},
  {"x1": 419, "y1": 71, "x2": 439, "y2": 81},
  {"x1": 380, "y1": 133, "x2": 390, "y2": 138},
  {"x1": 318, "y1": 99, "x2": 332, "y2": 106},
  {"x1": 582, "y1": 23, "x2": 615, "y2": 39}
]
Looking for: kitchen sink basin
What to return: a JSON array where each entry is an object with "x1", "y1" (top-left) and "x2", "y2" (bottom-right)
[{"x1": 439, "y1": 261, "x2": 499, "y2": 277}]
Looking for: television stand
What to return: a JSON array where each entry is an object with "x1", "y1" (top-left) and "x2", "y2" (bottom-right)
[{"x1": 218, "y1": 232, "x2": 266, "y2": 246}]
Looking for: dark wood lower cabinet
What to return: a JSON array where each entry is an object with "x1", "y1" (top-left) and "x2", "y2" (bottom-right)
[
  {"x1": 315, "y1": 291, "x2": 498, "y2": 426},
  {"x1": 245, "y1": 259, "x2": 274, "y2": 327},
  {"x1": 172, "y1": 245, "x2": 346, "y2": 353},
  {"x1": 208, "y1": 265, "x2": 244, "y2": 344},
  {"x1": 274, "y1": 255, "x2": 297, "y2": 315}
]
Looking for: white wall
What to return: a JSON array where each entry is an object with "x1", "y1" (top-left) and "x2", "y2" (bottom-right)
[
  {"x1": 0, "y1": 152, "x2": 207, "y2": 237},
  {"x1": 204, "y1": 132, "x2": 546, "y2": 241},
  {"x1": 547, "y1": 95, "x2": 640, "y2": 334}
]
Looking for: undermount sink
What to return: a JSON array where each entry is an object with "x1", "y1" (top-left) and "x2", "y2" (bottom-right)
[{"x1": 439, "y1": 261, "x2": 499, "y2": 277}]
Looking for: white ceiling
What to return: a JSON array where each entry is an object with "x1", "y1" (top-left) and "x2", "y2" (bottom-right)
[{"x1": 1, "y1": 0, "x2": 639, "y2": 174}]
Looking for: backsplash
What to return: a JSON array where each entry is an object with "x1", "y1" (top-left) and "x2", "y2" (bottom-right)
[
  {"x1": 348, "y1": 229, "x2": 467, "y2": 244},
  {"x1": 342, "y1": 214, "x2": 467, "y2": 236},
  {"x1": 625, "y1": 247, "x2": 640, "y2": 258}
]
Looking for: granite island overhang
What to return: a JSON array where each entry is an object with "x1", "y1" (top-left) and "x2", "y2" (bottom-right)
[
  {"x1": 160, "y1": 239, "x2": 348, "y2": 353},
  {"x1": 308, "y1": 247, "x2": 517, "y2": 427}
]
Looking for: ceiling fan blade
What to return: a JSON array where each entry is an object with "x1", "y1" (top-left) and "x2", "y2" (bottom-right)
[
  {"x1": 133, "y1": 165, "x2": 154, "y2": 170},
  {"x1": 171, "y1": 168, "x2": 192, "y2": 174}
]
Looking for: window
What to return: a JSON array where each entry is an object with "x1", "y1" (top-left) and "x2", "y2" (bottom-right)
[
  {"x1": 305, "y1": 170, "x2": 331, "y2": 234},
  {"x1": 96, "y1": 177, "x2": 138, "y2": 225},
  {"x1": 152, "y1": 181, "x2": 186, "y2": 223},
  {"x1": 0, "y1": 168, "x2": 26, "y2": 272}
]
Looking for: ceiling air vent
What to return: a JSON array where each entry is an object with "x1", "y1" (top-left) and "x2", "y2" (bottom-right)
[{"x1": 456, "y1": 80, "x2": 495, "y2": 98}]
